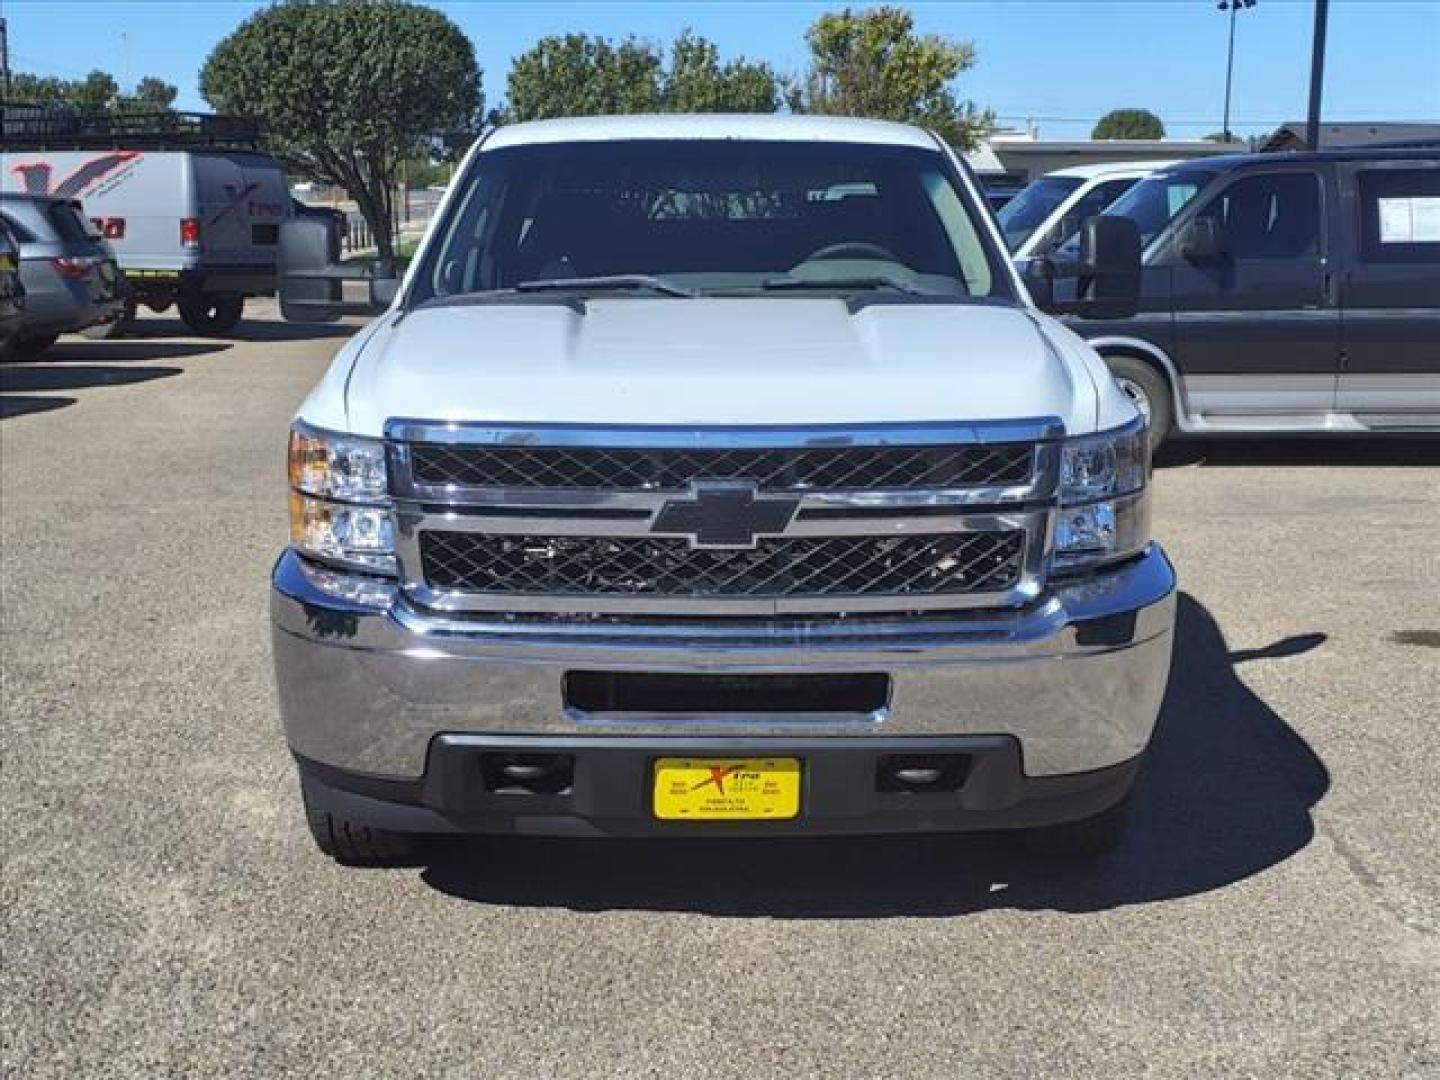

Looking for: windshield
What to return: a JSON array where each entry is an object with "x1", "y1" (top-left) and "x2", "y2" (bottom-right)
[
  {"x1": 994, "y1": 176, "x2": 1083, "y2": 251},
  {"x1": 1088, "y1": 169, "x2": 1219, "y2": 249},
  {"x1": 412, "y1": 139, "x2": 1011, "y2": 304}
]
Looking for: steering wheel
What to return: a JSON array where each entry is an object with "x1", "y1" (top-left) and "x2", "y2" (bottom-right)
[{"x1": 797, "y1": 241, "x2": 903, "y2": 265}]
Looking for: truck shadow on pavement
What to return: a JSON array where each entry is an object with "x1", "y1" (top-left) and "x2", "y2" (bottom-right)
[
  {"x1": 1157, "y1": 436, "x2": 1440, "y2": 469},
  {"x1": 420, "y1": 593, "x2": 1331, "y2": 917}
]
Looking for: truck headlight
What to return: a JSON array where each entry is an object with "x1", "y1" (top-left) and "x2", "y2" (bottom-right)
[
  {"x1": 288, "y1": 425, "x2": 396, "y2": 574},
  {"x1": 1053, "y1": 420, "x2": 1150, "y2": 572}
]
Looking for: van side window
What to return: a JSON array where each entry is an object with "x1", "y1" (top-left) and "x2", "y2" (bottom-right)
[
  {"x1": 1193, "y1": 172, "x2": 1321, "y2": 260},
  {"x1": 1356, "y1": 168, "x2": 1440, "y2": 264}
]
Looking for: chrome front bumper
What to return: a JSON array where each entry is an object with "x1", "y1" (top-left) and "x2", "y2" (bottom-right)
[{"x1": 271, "y1": 545, "x2": 1177, "y2": 781}]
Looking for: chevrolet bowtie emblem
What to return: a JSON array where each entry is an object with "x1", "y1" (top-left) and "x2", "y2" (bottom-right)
[{"x1": 650, "y1": 482, "x2": 801, "y2": 549}]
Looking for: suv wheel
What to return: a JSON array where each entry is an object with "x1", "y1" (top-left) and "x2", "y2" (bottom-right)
[
  {"x1": 83, "y1": 298, "x2": 137, "y2": 340},
  {"x1": 301, "y1": 777, "x2": 421, "y2": 866},
  {"x1": 1020, "y1": 792, "x2": 1133, "y2": 858},
  {"x1": 178, "y1": 292, "x2": 244, "y2": 336},
  {"x1": 1105, "y1": 356, "x2": 1173, "y2": 451}
]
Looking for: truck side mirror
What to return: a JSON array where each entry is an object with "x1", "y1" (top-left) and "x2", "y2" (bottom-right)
[
  {"x1": 278, "y1": 218, "x2": 399, "y2": 323},
  {"x1": 1179, "y1": 217, "x2": 1223, "y2": 262},
  {"x1": 1022, "y1": 256, "x2": 1055, "y2": 310},
  {"x1": 1076, "y1": 214, "x2": 1141, "y2": 320}
]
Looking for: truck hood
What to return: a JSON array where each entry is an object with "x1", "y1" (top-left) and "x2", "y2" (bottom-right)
[{"x1": 338, "y1": 298, "x2": 1102, "y2": 436}]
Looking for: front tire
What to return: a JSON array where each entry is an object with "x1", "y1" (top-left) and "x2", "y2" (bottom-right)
[
  {"x1": 1105, "y1": 355, "x2": 1173, "y2": 451},
  {"x1": 1021, "y1": 792, "x2": 1133, "y2": 858},
  {"x1": 16, "y1": 333, "x2": 59, "y2": 357},
  {"x1": 301, "y1": 776, "x2": 421, "y2": 866},
  {"x1": 178, "y1": 292, "x2": 244, "y2": 336}
]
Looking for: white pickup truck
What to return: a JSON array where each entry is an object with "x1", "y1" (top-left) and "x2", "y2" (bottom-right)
[{"x1": 272, "y1": 115, "x2": 1176, "y2": 865}]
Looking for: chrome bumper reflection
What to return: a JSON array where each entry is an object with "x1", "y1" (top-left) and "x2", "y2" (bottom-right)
[{"x1": 271, "y1": 546, "x2": 1177, "y2": 780}]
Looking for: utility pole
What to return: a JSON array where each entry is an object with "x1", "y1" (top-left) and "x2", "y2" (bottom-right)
[
  {"x1": 1305, "y1": 0, "x2": 1330, "y2": 150},
  {"x1": 1, "y1": 17, "x2": 11, "y2": 102}
]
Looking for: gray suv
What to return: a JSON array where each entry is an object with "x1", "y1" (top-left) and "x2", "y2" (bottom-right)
[
  {"x1": 0, "y1": 217, "x2": 24, "y2": 359},
  {"x1": 0, "y1": 194, "x2": 124, "y2": 356}
]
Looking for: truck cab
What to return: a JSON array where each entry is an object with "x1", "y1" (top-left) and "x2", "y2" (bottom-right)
[{"x1": 271, "y1": 115, "x2": 1175, "y2": 865}]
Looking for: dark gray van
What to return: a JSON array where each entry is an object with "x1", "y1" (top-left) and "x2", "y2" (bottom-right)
[{"x1": 1035, "y1": 149, "x2": 1440, "y2": 445}]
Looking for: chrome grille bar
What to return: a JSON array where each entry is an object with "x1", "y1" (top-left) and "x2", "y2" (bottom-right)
[{"x1": 385, "y1": 420, "x2": 1061, "y2": 616}]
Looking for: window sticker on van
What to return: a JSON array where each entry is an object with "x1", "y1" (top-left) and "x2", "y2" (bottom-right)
[{"x1": 1377, "y1": 197, "x2": 1440, "y2": 244}]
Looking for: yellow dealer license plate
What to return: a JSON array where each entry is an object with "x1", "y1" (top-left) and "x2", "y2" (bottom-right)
[{"x1": 653, "y1": 758, "x2": 801, "y2": 821}]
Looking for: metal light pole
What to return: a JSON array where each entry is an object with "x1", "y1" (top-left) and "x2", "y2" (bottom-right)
[
  {"x1": 1306, "y1": 0, "x2": 1330, "y2": 150},
  {"x1": 1218, "y1": 0, "x2": 1257, "y2": 143}
]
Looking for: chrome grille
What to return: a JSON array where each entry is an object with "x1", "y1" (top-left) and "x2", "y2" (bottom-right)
[
  {"x1": 408, "y1": 442, "x2": 1034, "y2": 492},
  {"x1": 419, "y1": 531, "x2": 1025, "y2": 600}
]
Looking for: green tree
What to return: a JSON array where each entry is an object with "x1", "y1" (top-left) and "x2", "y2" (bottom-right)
[
  {"x1": 788, "y1": 7, "x2": 992, "y2": 149},
  {"x1": 200, "y1": 0, "x2": 483, "y2": 263},
  {"x1": 501, "y1": 30, "x2": 778, "y2": 122},
  {"x1": 133, "y1": 76, "x2": 179, "y2": 109},
  {"x1": 7, "y1": 72, "x2": 71, "y2": 102},
  {"x1": 7, "y1": 69, "x2": 179, "y2": 118},
  {"x1": 663, "y1": 30, "x2": 779, "y2": 113},
  {"x1": 70, "y1": 70, "x2": 120, "y2": 108},
  {"x1": 503, "y1": 34, "x2": 663, "y2": 121},
  {"x1": 1092, "y1": 109, "x2": 1166, "y2": 140}
]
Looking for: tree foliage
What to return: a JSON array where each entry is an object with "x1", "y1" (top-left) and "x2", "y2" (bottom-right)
[
  {"x1": 787, "y1": 7, "x2": 992, "y2": 149},
  {"x1": 502, "y1": 29, "x2": 778, "y2": 123},
  {"x1": 663, "y1": 31, "x2": 779, "y2": 114},
  {"x1": 1092, "y1": 109, "x2": 1166, "y2": 140},
  {"x1": 200, "y1": 0, "x2": 483, "y2": 262},
  {"x1": 6, "y1": 69, "x2": 178, "y2": 112}
]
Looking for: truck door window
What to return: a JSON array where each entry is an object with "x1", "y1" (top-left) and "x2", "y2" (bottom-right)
[
  {"x1": 1355, "y1": 168, "x2": 1440, "y2": 263},
  {"x1": 1193, "y1": 173, "x2": 1321, "y2": 260}
]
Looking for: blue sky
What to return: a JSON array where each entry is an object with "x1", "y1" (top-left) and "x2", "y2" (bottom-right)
[{"x1": 5, "y1": 0, "x2": 1438, "y2": 140}]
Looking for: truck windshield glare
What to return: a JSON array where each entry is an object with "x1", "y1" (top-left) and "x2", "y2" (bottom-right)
[{"x1": 413, "y1": 140, "x2": 1011, "y2": 305}]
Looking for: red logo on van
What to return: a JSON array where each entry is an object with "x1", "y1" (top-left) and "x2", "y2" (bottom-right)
[{"x1": 10, "y1": 151, "x2": 142, "y2": 198}]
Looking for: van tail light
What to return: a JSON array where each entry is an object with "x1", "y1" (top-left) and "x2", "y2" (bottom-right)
[
  {"x1": 51, "y1": 257, "x2": 96, "y2": 280},
  {"x1": 180, "y1": 218, "x2": 202, "y2": 248}
]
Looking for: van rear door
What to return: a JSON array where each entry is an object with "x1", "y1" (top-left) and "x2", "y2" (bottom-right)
[{"x1": 193, "y1": 152, "x2": 289, "y2": 269}]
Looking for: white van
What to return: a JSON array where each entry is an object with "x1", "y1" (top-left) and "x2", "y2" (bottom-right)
[
  {"x1": 997, "y1": 161, "x2": 1176, "y2": 261},
  {"x1": 1, "y1": 139, "x2": 290, "y2": 336}
]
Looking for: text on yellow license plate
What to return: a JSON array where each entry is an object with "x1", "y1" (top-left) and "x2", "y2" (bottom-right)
[{"x1": 653, "y1": 758, "x2": 801, "y2": 820}]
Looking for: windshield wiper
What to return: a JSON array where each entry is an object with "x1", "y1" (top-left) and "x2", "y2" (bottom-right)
[
  {"x1": 760, "y1": 275, "x2": 942, "y2": 297},
  {"x1": 515, "y1": 274, "x2": 697, "y2": 298}
]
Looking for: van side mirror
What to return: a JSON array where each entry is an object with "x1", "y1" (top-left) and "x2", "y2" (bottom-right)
[
  {"x1": 278, "y1": 218, "x2": 399, "y2": 323},
  {"x1": 1179, "y1": 217, "x2": 1223, "y2": 262},
  {"x1": 1076, "y1": 214, "x2": 1141, "y2": 320}
]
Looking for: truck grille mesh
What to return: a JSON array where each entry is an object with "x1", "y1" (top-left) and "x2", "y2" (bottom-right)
[
  {"x1": 408, "y1": 443, "x2": 1034, "y2": 492},
  {"x1": 419, "y1": 531, "x2": 1025, "y2": 600}
]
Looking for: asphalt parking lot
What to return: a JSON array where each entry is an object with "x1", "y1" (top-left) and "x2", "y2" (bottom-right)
[{"x1": 2, "y1": 306, "x2": 1437, "y2": 1078}]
